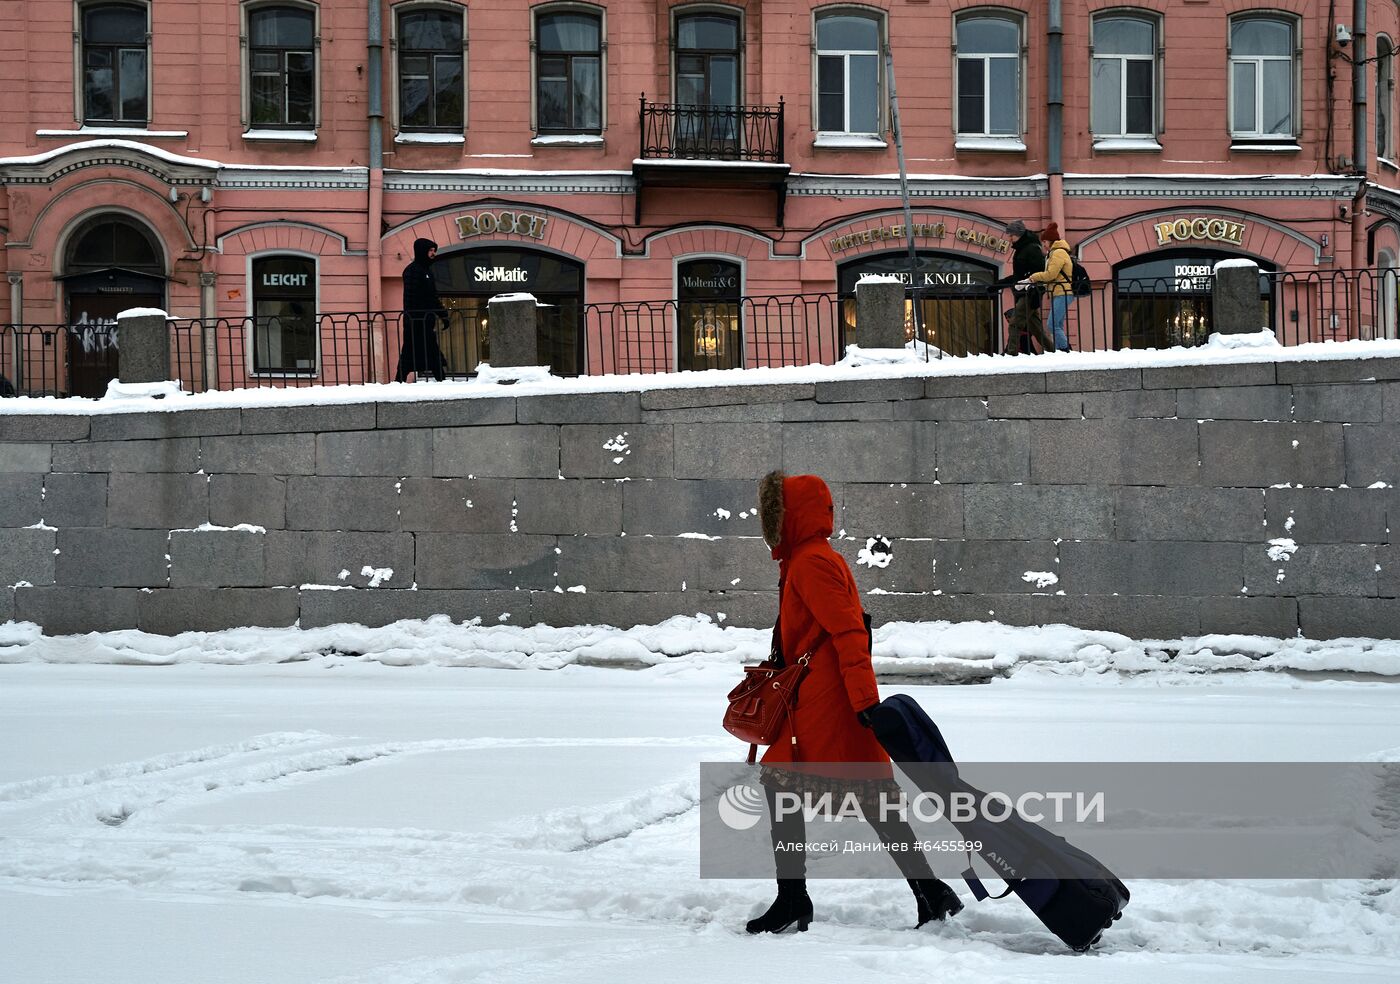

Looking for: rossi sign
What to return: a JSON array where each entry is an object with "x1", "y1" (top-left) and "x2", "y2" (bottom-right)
[
  {"x1": 456, "y1": 210, "x2": 549, "y2": 241},
  {"x1": 1154, "y1": 217, "x2": 1247, "y2": 248}
]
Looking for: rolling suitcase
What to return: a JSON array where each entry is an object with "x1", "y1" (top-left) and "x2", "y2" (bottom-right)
[{"x1": 870, "y1": 693, "x2": 1130, "y2": 951}]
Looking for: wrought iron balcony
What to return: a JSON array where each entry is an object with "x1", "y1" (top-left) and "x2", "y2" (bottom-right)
[
  {"x1": 638, "y1": 97, "x2": 784, "y2": 163},
  {"x1": 633, "y1": 96, "x2": 790, "y2": 225}
]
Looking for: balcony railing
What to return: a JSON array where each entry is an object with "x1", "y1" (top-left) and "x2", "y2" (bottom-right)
[{"x1": 638, "y1": 97, "x2": 784, "y2": 163}]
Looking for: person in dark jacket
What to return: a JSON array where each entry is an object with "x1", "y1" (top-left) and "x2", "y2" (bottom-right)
[
  {"x1": 395, "y1": 238, "x2": 449, "y2": 382},
  {"x1": 995, "y1": 220, "x2": 1053, "y2": 355},
  {"x1": 744, "y1": 470, "x2": 964, "y2": 935}
]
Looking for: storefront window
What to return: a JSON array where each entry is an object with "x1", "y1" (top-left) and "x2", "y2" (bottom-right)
[
  {"x1": 1114, "y1": 252, "x2": 1273, "y2": 350},
  {"x1": 432, "y1": 246, "x2": 583, "y2": 375},
  {"x1": 248, "y1": 5, "x2": 316, "y2": 128},
  {"x1": 677, "y1": 259, "x2": 742, "y2": 372},
  {"x1": 252, "y1": 255, "x2": 317, "y2": 373},
  {"x1": 838, "y1": 252, "x2": 997, "y2": 357}
]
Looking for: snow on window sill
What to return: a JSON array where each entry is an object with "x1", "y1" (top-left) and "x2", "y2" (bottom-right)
[
  {"x1": 1092, "y1": 137, "x2": 1162, "y2": 152},
  {"x1": 1379, "y1": 156, "x2": 1399, "y2": 171},
  {"x1": 954, "y1": 137, "x2": 1027, "y2": 153},
  {"x1": 1229, "y1": 141, "x2": 1301, "y2": 152},
  {"x1": 242, "y1": 129, "x2": 318, "y2": 142},
  {"x1": 395, "y1": 132, "x2": 465, "y2": 145},
  {"x1": 813, "y1": 134, "x2": 888, "y2": 150},
  {"x1": 532, "y1": 134, "x2": 605, "y2": 146},
  {"x1": 38, "y1": 126, "x2": 189, "y2": 138}
]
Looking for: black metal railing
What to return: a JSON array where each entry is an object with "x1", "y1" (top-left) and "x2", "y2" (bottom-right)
[
  {"x1": 1, "y1": 326, "x2": 72, "y2": 398},
  {"x1": 163, "y1": 312, "x2": 385, "y2": 390},
  {"x1": 580, "y1": 293, "x2": 841, "y2": 375},
  {"x1": 638, "y1": 96, "x2": 784, "y2": 162}
]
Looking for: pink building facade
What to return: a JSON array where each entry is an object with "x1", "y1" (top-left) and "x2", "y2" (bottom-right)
[{"x1": 4, "y1": 0, "x2": 1400, "y2": 388}]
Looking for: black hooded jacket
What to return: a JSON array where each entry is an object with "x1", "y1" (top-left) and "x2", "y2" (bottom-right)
[
  {"x1": 402, "y1": 238, "x2": 446, "y2": 320},
  {"x1": 994, "y1": 230, "x2": 1046, "y2": 292}
]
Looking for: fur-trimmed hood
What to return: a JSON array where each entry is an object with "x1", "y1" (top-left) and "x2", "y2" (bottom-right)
[{"x1": 759, "y1": 470, "x2": 835, "y2": 559}]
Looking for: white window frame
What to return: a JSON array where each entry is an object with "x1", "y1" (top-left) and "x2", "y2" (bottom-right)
[
  {"x1": 953, "y1": 8, "x2": 1025, "y2": 142},
  {"x1": 1227, "y1": 14, "x2": 1298, "y2": 141},
  {"x1": 812, "y1": 6, "x2": 885, "y2": 138},
  {"x1": 1090, "y1": 10, "x2": 1160, "y2": 140},
  {"x1": 73, "y1": 0, "x2": 152, "y2": 128},
  {"x1": 390, "y1": 1, "x2": 468, "y2": 138},
  {"x1": 530, "y1": 2, "x2": 608, "y2": 138},
  {"x1": 246, "y1": 250, "x2": 321, "y2": 377},
  {"x1": 240, "y1": 0, "x2": 322, "y2": 134}
]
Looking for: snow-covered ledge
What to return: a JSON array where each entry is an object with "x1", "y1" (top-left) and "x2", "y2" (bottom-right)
[{"x1": 243, "y1": 129, "x2": 318, "y2": 142}]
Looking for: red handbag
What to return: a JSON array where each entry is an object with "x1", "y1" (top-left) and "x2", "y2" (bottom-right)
[{"x1": 723, "y1": 620, "x2": 819, "y2": 763}]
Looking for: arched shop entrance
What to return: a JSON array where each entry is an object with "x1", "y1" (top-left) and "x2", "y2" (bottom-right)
[
  {"x1": 837, "y1": 251, "x2": 999, "y2": 356},
  {"x1": 1114, "y1": 250, "x2": 1275, "y2": 349},
  {"x1": 57, "y1": 214, "x2": 166, "y2": 397},
  {"x1": 431, "y1": 246, "x2": 584, "y2": 375}
]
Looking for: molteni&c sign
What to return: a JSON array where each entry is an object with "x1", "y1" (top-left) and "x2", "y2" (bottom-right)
[
  {"x1": 1154, "y1": 217, "x2": 1247, "y2": 248},
  {"x1": 456, "y1": 210, "x2": 549, "y2": 241}
]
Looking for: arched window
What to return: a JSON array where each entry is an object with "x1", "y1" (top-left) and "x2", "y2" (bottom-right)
[
  {"x1": 251, "y1": 254, "x2": 318, "y2": 374},
  {"x1": 1377, "y1": 36, "x2": 1393, "y2": 160},
  {"x1": 81, "y1": 3, "x2": 148, "y2": 125},
  {"x1": 815, "y1": 9, "x2": 883, "y2": 136},
  {"x1": 1229, "y1": 15, "x2": 1296, "y2": 140},
  {"x1": 955, "y1": 11, "x2": 1022, "y2": 138},
  {"x1": 677, "y1": 258, "x2": 742, "y2": 372},
  {"x1": 247, "y1": 4, "x2": 317, "y2": 128},
  {"x1": 1091, "y1": 12, "x2": 1158, "y2": 139},
  {"x1": 65, "y1": 214, "x2": 163, "y2": 276},
  {"x1": 397, "y1": 6, "x2": 465, "y2": 132},
  {"x1": 1379, "y1": 249, "x2": 1398, "y2": 340},
  {"x1": 534, "y1": 7, "x2": 603, "y2": 134}
]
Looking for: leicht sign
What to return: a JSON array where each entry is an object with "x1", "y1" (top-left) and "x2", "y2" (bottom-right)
[{"x1": 456, "y1": 210, "x2": 549, "y2": 240}]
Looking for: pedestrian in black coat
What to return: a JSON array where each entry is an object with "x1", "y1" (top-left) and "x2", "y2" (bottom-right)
[
  {"x1": 995, "y1": 221, "x2": 1054, "y2": 355},
  {"x1": 396, "y1": 238, "x2": 449, "y2": 382}
]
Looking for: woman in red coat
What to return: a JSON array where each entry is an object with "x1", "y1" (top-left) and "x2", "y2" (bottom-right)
[{"x1": 745, "y1": 471, "x2": 963, "y2": 934}]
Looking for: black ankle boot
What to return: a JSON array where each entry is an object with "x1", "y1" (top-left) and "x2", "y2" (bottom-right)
[
  {"x1": 910, "y1": 878, "x2": 964, "y2": 927},
  {"x1": 745, "y1": 880, "x2": 813, "y2": 934}
]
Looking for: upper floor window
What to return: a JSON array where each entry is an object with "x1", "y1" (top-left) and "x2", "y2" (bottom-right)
[
  {"x1": 1229, "y1": 15, "x2": 1296, "y2": 140},
  {"x1": 397, "y1": 7, "x2": 465, "y2": 132},
  {"x1": 815, "y1": 9, "x2": 882, "y2": 136},
  {"x1": 535, "y1": 8, "x2": 603, "y2": 134},
  {"x1": 82, "y1": 3, "x2": 148, "y2": 126},
  {"x1": 248, "y1": 5, "x2": 316, "y2": 129},
  {"x1": 955, "y1": 12, "x2": 1021, "y2": 138},
  {"x1": 1091, "y1": 13, "x2": 1157, "y2": 139},
  {"x1": 1378, "y1": 36, "x2": 1394, "y2": 160}
]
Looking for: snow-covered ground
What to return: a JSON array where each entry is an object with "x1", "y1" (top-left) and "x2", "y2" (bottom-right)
[{"x1": 2, "y1": 627, "x2": 1399, "y2": 984}]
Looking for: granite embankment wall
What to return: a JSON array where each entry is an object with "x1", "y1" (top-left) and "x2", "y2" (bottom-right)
[{"x1": 3, "y1": 359, "x2": 1400, "y2": 639}]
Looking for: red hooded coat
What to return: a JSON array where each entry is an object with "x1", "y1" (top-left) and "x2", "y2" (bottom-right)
[{"x1": 760, "y1": 473, "x2": 889, "y2": 768}]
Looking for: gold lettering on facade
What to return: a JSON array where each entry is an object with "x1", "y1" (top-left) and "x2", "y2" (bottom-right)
[
  {"x1": 1155, "y1": 217, "x2": 1247, "y2": 247},
  {"x1": 456, "y1": 210, "x2": 548, "y2": 241}
]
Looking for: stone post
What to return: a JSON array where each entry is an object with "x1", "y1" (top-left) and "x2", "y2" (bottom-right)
[
  {"x1": 487, "y1": 293, "x2": 542, "y2": 368},
  {"x1": 116, "y1": 308, "x2": 171, "y2": 384},
  {"x1": 855, "y1": 276, "x2": 907, "y2": 349},
  {"x1": 1211, "y1": 260, "x2": 1262, "y2": 335}
]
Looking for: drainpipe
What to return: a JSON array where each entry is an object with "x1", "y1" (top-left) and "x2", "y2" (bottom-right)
[
  {"x1": 1352, "y1": 1, "x2": 1368, "y2": 271},
  {"x1": 367, "y1": 0, "x2": 386, "y2": 380},
  {"x1": 1047, "y1": 0, "x2": 1065, "y2": 233}
]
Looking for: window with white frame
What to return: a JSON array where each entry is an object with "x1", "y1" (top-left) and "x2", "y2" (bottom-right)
[
  {"x1": 1229, "y1": 15, "x2": 1296, "y2": 140},
  {"x1": 1378, "y1": 36, "x2": 1393, "y2": 160},
  {"x1": 251, "y1": 255, "x2": 317, "y2": 373},
  {"x1": 397, "y1": 6, "x2": 465, "y2": 132},
  {"x1": 1091, "y1": 13, "x2": 1157, "y2": 139},
  {"x1": 955, "y1": 11, "x2": 1021, "y2": 138},
  {"x1": 81, "y1": 3, "x2": 149, "y2": 126},
  {"x1": 248, "y1": 4, "x2": 316, "y2": 128},
  {"x1": 535, "y1": 7, "x2": 603, "y2": 134},
  {"x1": 815, "y1": 9, "x2": 882, "y2": 136}
]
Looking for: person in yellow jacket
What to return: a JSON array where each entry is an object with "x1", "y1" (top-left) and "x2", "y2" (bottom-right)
[{"x1": 1023, "y1": 222, "x2": 1074, "y2": 352}]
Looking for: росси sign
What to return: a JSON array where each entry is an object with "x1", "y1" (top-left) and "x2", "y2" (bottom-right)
[
  {"x1": 1154, "y1": 217, "x2": 1247, "y2": 248},
  {"x1": 456, "y1": 210, "x2": 549, "y2": 241}
]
